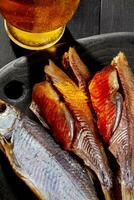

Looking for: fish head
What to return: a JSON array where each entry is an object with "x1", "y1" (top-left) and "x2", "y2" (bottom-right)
[{"x1": 0, "y1": 99, "x2": 19, "y2": 138}]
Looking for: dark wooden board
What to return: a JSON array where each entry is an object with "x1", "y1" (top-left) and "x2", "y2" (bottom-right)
[
  {"x1": 68, "y1": 0, "x2": 100, "y2": 38},
  {"x1": 0, "y1": 0, "x2": 101, "y2": 69},
  {"x1": 0, "y1": 32, "x2": 134, "y2": 200},
  {"x1": 1, "y1": 0, "x2": 134, "y2": 71},
  {"x1": 100, "y1": 0, "x2": 134, "y2": 33},
  {"x1": 1, "y1": 0, "x2": 134, "y2": 199}
]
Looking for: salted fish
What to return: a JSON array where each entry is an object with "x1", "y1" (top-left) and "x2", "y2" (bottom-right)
[
  {"x1": 112, "y1": 52, "x2": 134, "y2": 200},
  {"x1": 89, "y1": 65, "x2": 121, "y2": 142},
  {"x1": 44, "y1": 60, "x2": 113, "y2": 199},
  {"x1": 0, "y1": 99, "x2": 98, "y2": 200},
  {"x1": 89, "y1": 53, "x2": 134, "y2": 200}
]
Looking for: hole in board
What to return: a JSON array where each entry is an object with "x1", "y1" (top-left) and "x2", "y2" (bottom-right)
[{"x1": 4, "y1": 80, "x2": 24, "y2": 100}]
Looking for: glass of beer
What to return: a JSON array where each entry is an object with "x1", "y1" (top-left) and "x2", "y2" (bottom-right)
[{"x1": 0, "y1": 0, "x2": 80, "y2": 50}]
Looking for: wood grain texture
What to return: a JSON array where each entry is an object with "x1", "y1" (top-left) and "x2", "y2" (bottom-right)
[
  {"x1": 1, "y1": 33, "x2": 134, "y2": 200},
  {"x1": 1, "y1": 1, "x2": 134, "y2": 199},
  {"x1": 100, "y1": 0, "x2": 134, "y2": 33},
  {"x1": 0, "y1": 18, "x2": 16, "y2": 68},
  {"x1": 68, "y1": 0, "x2": 101, "y2": 38},
  {"x1": 0, "y1": 0, "x2": 101, "y2": 69}
]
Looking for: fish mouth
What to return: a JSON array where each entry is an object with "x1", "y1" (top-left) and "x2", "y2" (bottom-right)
[{"x1": 0, "y1": 100, "x2": 7, "y2": 113}]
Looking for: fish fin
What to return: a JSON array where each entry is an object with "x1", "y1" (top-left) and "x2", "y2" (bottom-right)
[{"x1": 1, "y1": 137, "x2": 23, "y2": 171}]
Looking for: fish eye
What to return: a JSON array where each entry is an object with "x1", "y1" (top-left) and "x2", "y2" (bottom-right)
[{"x1": 0, "y1": 103, "x2": 7, "y2": 113}]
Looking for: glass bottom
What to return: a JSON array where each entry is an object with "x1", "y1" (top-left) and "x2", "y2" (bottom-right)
[{"x1": 4, "y1": 21, "x2": 65, "y2": 50}]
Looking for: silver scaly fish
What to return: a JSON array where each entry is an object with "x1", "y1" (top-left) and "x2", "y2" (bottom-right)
[{"x1": 0, "y1": 99, "x2": 98, "y2": 200}]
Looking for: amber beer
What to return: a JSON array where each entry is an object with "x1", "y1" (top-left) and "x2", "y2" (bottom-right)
[{"x1": 0, "y1": 0, "x2": 80, "y2": 49}]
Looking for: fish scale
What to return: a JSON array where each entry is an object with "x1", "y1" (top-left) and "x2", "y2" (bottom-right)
[
  {"x1": 0, "y1": 100, "x2": 98, "y2": 200},
  {"x1": 12, "y1": 124, "x2": 65, "y2": 198},
  {"x1": 12, "y1": 117, "x2": 94, "y2": 200}
]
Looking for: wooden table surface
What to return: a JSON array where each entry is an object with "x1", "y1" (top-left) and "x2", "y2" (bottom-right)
[
  {"x1": 0, "y1": 0, "x2": 134, "y2": 200},
  {"x1": 0, "y1": 0, "x2": 134, "y2": 69}
]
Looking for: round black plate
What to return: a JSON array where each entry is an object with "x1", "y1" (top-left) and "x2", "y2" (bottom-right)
[{"x1": 0, "y1": 32, "x2": 134, "y2": 200}]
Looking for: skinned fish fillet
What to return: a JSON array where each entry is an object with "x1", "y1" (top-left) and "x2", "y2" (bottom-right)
[
  {"x1": 31, "y1": 80, "x2": 74, "y2": 150},
  {"x1": 89, "y1": 65, "x2": 121, "y2": 142},
  {"x1": 89, "y1": 53, "x2": 134, "y2": 200},
  {"x1": 62, "y1": 47, "x2": 91, "y2": 95},
  {"x1": 44, "y1": 60, "x2": 113, "y2": 199},
  {"x1": 112, "y1": 52, "x2": 134, "y2": 200}
]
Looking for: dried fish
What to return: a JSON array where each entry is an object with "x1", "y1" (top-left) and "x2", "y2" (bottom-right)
[
  {"x1": 89, "y1": 53, "x2": 134, "y2": 200},
  {"x1": 44, "y1": 60, "x2": 113, "y2": 199},
  {"x1": 112, "y1": 52, "x2": 134, "y2": 200},
  {"x1": 0, "y1": 99, "x2": 99, "y2": 200},
  {"x1": 31, "y1": 80, "x2": 74, "y2": 150},
  {"x1": 89, "y1": 65, "x2": 121, "y2": 142},
  {"x1": 62, "y1": 47, "x2": 91, "y2": 97}
]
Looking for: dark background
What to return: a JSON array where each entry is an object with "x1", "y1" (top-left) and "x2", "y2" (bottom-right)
[
  {"x1": 0, "y1": 0, "x2": 134, "y2": 69},
  {"x1": 0, "y1": 0, "x2": 134, "y2": 200}
]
